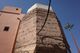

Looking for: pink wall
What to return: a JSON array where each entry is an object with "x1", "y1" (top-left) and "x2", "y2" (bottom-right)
[{"x1": 0, "y1": 6, "x2": 25, "y2": 53}]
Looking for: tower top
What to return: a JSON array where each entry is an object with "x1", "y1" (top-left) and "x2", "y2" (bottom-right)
[
  {"x1": 2, "y1": 6, "x2": 22, "y2": 14},
  {"x1": 27, "y1": 3, "x2": 53, "y2": 13}
]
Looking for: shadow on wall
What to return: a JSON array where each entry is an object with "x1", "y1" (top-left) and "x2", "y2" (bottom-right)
[{"x1": 34, "y1": 44, "x2": 67, "y2": 53}]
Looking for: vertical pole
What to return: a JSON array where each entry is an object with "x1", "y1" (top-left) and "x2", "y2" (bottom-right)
[{"x1": 69, "y1": 30, "x2": 80, "y2": 53}]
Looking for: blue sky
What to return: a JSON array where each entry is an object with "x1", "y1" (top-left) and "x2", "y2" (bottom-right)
[{"x1": 0, "y1": 0, "x2": 80, "y2": 53}]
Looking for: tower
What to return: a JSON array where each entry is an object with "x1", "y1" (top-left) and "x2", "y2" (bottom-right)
[
  {"x1": 0, "y1": 6, "x2": 25, "y2": 53},
  {"x1": 14, "y1": 3, "x2": 70, "y2": 53}
]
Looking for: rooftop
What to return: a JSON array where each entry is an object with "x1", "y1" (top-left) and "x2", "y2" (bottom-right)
[{"x1": 27, "y1": 3, "x2": 53, "y2": 13}]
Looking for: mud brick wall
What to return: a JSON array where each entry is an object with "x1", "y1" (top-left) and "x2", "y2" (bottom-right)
[{"x1": 14, "y1": 8, "x2": 70, "y2": 53}]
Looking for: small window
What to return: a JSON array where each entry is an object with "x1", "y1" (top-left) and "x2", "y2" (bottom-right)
[{"x1": 4, "y1": 26, "x2": 9, "y2": 31}]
